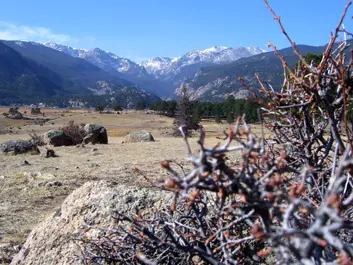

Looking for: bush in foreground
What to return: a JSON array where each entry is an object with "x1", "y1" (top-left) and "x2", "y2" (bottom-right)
[{"x1": 76, "y1": 1, "x2": 353, "y2": 264}]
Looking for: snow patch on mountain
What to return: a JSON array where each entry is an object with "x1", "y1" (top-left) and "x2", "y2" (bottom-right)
[
  {"x1": 140, "y1": 45, "x2": 266, "y2": 79},
  {"x1": 43, "y1": 43, "x2": 149, "y2": 78}
]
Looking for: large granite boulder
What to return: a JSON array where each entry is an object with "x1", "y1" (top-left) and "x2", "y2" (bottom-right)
[
  {"x1": 10, "y1": 180, "x2": 172, "y2": 265},
  {"x1": 5, "y1": 108, "x2": 24, "y2": 120},
  {"x1": 123, "y1": 131, "x2": 154, "y2": 143},
  {"x1": 43, "y1": 130, "x2": 74, "y2": 147},
  {"x1": 0, "y1": 140, "x2": 40, "y2": 155},
  {"x1": 83, "y1": 124, "x2": 108, "y2": 144}
]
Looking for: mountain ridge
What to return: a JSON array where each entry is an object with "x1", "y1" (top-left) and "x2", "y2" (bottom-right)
[
  {"x1": 0, "y1": 40, "x2": 161, "y2": 107},
  {"x1": 180, "y1": 44, "x2": 331, "y2": 101},
  {"x1": 43, "y1": 42, "x2": 266, "y2": 96}
]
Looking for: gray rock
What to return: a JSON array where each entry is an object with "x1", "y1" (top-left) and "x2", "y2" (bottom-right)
[
  {"x1": 6, "y1": 108, "x2": 25, "y2": 120},
  {"x1": 123, "y1": 131, "x2": 155, "y2": 143},
  {"x1": 8, "y1": 112, "x2": 24, "y2": 119},
  {"x1": 43, "y1": 130, "x2": 74, "y2": 147},
  {"x1": 0, "y1": 140, "x2": 40, "y2": 155},
  {"x1": 43, "y1": 180, "x2": 62, "y2": 187},
  {"x1": 83, "y1": 124, "x2": 108, "y2": 144},
  {"x1": 20, "y1": 160, "x2": 31, "y2": 166},
  {"x1": 10, "y1": 180, "x2": 172, "y2": 265}
]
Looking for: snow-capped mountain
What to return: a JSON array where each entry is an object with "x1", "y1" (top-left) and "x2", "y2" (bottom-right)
[
  {"x1": 43, "y1": 42, "x2": 266, "y2": 97},
  {"x1": 44, "y1": 43, "x2": 150, "y2": 79},
  {"x1": 140, "y1": 46, "x2": 266, "y2": 79},
  {"x1": 140, "y1": 57, "x2": 178, "y2": 78}
]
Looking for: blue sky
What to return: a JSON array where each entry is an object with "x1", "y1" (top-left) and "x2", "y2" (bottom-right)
[{"x1": 0, "y1": 0, "x2": 352, "y2": 62}]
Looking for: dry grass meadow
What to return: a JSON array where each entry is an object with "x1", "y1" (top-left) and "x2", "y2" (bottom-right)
[{"x1": 0, "y1": 107, "x2": 265, "y2": 262}]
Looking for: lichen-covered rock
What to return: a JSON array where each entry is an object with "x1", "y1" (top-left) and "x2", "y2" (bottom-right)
[
  {"x1": 83, "y1": 124, "x2": 108, "y2": 144},
  {"x1": 10, "y1": 180, "x2": 172, "y2": 265},
  {"x1": 0, "y1": 140, "x2": 40, "y2": 155},
  {"x1": 123, "y1": 131, "x2": 154, "y2": 143},
  {"x1": 43, "y1": 130, "x2": 74, "y2": 147}
]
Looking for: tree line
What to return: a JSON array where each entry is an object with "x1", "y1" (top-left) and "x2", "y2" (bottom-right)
[{"x1": 150, "y1": 95, "x2": 261, "y2": 124}]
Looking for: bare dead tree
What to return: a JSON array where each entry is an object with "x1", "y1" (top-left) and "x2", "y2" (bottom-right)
[{"x1": 74, "y1": 1, "x2": 353, "y2": 264}]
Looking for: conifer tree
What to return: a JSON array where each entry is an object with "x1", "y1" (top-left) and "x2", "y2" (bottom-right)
[{"x1": 173, "y1": 84, "x2": 199, "y2": 136}]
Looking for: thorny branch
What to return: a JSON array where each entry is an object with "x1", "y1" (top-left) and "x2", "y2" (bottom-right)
[{"x1": 75, "y1": 1, "x2": 353, "y2": 264}]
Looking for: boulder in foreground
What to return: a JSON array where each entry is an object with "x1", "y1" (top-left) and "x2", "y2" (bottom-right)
[
  {"x1": 10, "y1": 180, "x2": 171, "y2": 265},
  {"x1": 123, "y1": 131, "x2": 154, "y2": 143},
  {"x1": 0, "y1": 140, "x2": 40, "y2": 155}
]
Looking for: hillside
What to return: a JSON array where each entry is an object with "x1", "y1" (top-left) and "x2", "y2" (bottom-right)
[
  {"x1": 0, "y1": 41, "x2": 161, "y2": 107},
  {"x1": 182, "y1": 44, "x2": 329, "y2": 101},
  {"x1": 43, "y1": 43, "x2": 169, "y2": 97},
  {"x1": 0, "y1": 42, "x2": 68, "y2": 104},
  {"x1": 44, "y1": 43, "x2": 266, "y2": 98},
  {"x1": 3, "y1": 41, "x2": 133, "y2": 93}
]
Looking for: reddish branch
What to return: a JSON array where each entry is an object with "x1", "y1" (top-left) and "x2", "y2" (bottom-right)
[{"x1": 75, "y1": 1, "x2": 353, "y2": 265}]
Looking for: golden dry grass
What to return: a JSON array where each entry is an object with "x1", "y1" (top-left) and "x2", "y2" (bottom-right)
[{"x1": 0, "y1": 109, "x2": 264, "y2": 262}]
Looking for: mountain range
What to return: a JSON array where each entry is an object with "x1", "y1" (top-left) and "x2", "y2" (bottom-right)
[
  {"x1": 0, "y1": 39, "x2": 331, "y2": 106},
  {"x1": 43, "y1": 43, "x2": 266, "y2": 97}
]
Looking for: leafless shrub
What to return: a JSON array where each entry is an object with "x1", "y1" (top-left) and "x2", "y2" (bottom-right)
[
  {"x1": 29, "y1": 131, "x2": 45, "y2": 146},
  {"x1": 75, "y1": 1, "x2": 353, "y2": 264},
  {"x1": 60, "y1": 120, "x2": 87, "y2": 145}
]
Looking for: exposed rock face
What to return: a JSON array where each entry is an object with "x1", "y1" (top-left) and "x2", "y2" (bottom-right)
[
  {"x1": 10, "y1": 180, "x2": 172, "y2": 265},
  {"x1": 43, "y1": 130, "x2": 74, "y2": 147},
  {"x1": 83, "y1": 124, "x2": 108, "y2": 144},
  {"x1": 0, "y1": 140, "x2": 40, "y2": 155},
  {"x1": 123, "y1": 131, "x2": 154, "y2": 143}
]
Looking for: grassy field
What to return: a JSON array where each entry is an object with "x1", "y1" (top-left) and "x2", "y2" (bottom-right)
[{"x1": 0, "y1": 107, "x2": 262, "y2": 263}]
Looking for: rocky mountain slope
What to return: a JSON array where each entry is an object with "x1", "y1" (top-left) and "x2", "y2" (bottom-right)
[
  {"x1": 140, "y1": 46, "x2": 266, "y2": 93},
  {"x1": 179, "y1": 44, "x2": 328, "y2": 101},
  {"x1": 141, "y1": 46, "x2": 266, "y2": 78},
  {"x1": 0, "y1": 40, "x2": 160, "y2": 106},
  {"x1": 43, "y1": 43, "x2": 170, "y2": 97},
  {"x1": 0, "y1": 41, "x2": 68, "y2": 104},
  {"x1": 44, "y1": 43, "x2": 266, "y2": 97},
  {"x1": 1, "y1": 38, "x2": 330, "y2": 104}
]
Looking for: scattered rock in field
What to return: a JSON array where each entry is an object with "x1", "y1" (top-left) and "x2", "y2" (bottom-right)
[
  {"x1": 0, "y1": 140, "x2": 40, "y2": 155},
  {"x1": 10, "y1": 180, "x2": 172, "y2": 265},
  {"x1": 89, "y1": 163, "x2": 100, "y2": 168},
  {"x1": 123, "y1": 131, "x2": 155, "y2": 143},
  {"x1": 21, "y1": 160, "x2": 31, "y2": 166},
  {"x1": 45, "y1": 148, "x2": 56, "y2": 158},
  {"x1": 43, "y1": 130, "x2": 74, "y2": 147},
  {"x1": 38, "y1": 180, "x2": 63, "y2": 187},
  {"x1": 46, "y1": 180, "x2": 62, "y2": 187},
  {"x1": 5, "y1": 108, "x2": 25, "y2": 120},
  {"x1": 90, "y1": 148, "x2": 98, "y2": 152},
  {"x1": 24, "y1": 172, "x2": 42, "y2": 182},
  {"x1": 82, "y1": 124, "x2": 108, "y2": 144},
  {"x1": 0, "y1": 175, "x2": 5, "y2": 180}
]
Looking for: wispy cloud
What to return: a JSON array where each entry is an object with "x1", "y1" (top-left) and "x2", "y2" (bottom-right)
[{"x1": 0, "y1": 21, "x2": 74, "y2": 44}]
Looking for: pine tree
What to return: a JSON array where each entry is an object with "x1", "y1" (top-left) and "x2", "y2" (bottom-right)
[
  {"x1": 226, "y1": 111, "x2": 235, "y2": 124},
  {"x1": 173, "y1": 84, "x2": 199, "y2": 137},
  {"x1": 215, "y1": 105, "x2": 222, "y2": 123},
  {"x1": 215, "y1": 111, "x2": 222, "y2": 123}
]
